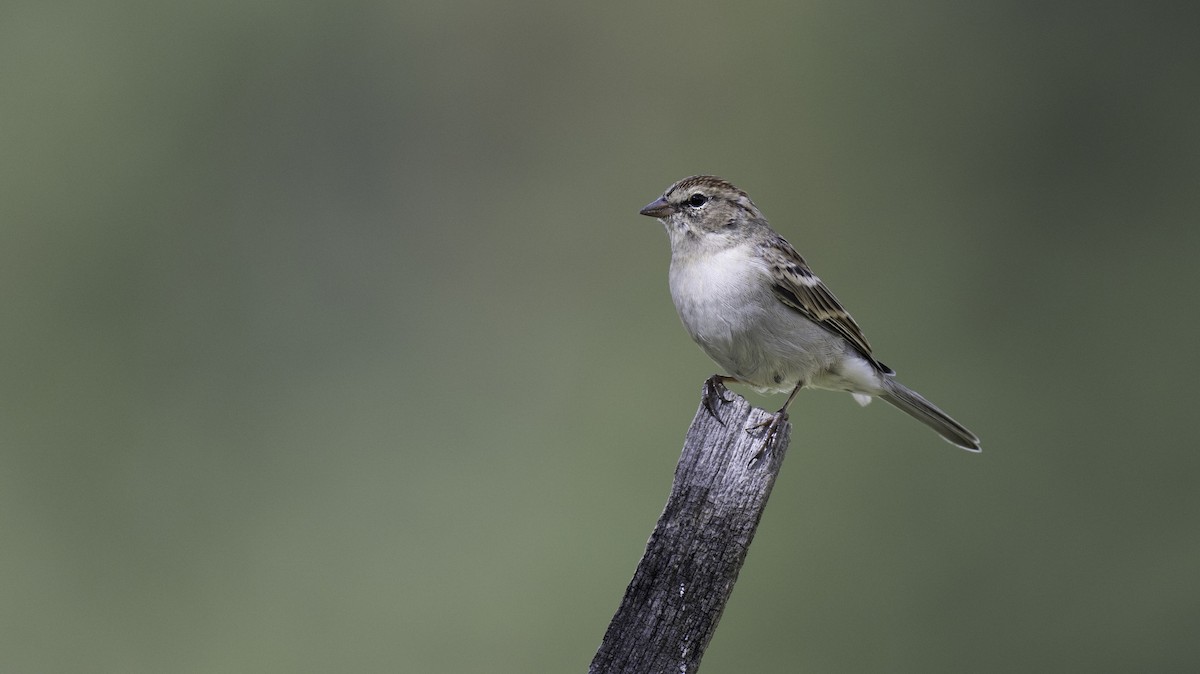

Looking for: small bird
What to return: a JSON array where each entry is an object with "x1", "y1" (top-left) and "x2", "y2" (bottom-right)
[{"x1": 640, "y1": 175, "x2": 980, "y2": 452}]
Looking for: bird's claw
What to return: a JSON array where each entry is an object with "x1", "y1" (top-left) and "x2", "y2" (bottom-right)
[
  {"x1": 702, "y1": 375, "x2": 733, "y2": 425},
  {"x1": 746, "y1": 410, "x2": 788, "y2": 466}
]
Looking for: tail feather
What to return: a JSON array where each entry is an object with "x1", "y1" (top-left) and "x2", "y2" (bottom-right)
[{"x1": 879, "y1": 380, "x2": 981, "y2": 452}]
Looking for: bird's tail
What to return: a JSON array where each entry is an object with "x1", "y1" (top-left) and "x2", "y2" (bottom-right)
[{"x1": 879, "y1": 379, "x2": 981, "y2": 452}]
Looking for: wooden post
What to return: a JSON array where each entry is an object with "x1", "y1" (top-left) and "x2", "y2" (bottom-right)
[{"x1": 589, "y1": 380, "x2": 791, "y2": 674}]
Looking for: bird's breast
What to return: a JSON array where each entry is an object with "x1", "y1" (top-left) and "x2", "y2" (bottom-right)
[
  {"x1": 668, "y1": 246, "x2": 779, "y2": 376},
  {"x1": 668, "y1": 246, "x2": 766, "y2": 337},
  {"x1": 667, "y1": 244, "x2": 849, "y2": 392}
]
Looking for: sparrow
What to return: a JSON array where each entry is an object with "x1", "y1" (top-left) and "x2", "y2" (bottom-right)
[{"x1": 640, "y1": 175, "x2": 980, "y2": 452}]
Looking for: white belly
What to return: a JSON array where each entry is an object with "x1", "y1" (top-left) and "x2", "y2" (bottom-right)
[{"x1": 668, "y1": 245, "x2": 862, "y2": 394}]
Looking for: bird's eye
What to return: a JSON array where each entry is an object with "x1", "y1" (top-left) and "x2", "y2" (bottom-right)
[{"x1": 687, "y1": 193, "x2": 709, "y2": 208}]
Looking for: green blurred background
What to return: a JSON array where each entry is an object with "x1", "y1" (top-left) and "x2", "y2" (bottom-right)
[{"x1": 3, "y1": 1, "x2": 1198, "y2": 671}]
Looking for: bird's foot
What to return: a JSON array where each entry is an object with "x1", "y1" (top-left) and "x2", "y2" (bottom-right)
[
  {"x1": 702, "y1": 375, "x2": 734, "y2": 425},
  {"x1": 746, "y1": 409, "x2": 789, "y2": 466}
]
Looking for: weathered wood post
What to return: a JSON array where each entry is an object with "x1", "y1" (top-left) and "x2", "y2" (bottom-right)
[{"x1": 590, "y1": 381, "x2": 791, "y2": 673}]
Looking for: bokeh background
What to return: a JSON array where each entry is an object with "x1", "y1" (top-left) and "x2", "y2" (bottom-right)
[{"x1": 4, "y1": 1, "x2": 1198, "y2": 672}]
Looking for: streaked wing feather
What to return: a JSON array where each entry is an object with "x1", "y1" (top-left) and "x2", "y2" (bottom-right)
[{"x1": 760, "y1": 235, "x2": 893, "y2": 374}]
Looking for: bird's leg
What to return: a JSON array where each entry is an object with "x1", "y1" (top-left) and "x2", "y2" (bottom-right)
[
  {"x1": 702, "y1": 374, "x2": 737, "y2": 424},
  {"x1": 748, "y1": 380, "x2": 803, "y2": 433},
  {"x1": 747, "y1": 381, "x2": 804, "y2": 465}
]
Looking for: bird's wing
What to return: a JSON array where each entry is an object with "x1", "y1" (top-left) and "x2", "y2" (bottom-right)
[{"x1": 759, "y1": 235, "x2": 893, "y2": 374}]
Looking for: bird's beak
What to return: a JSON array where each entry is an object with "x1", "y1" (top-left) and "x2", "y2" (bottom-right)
[{"x1": 639, "y1": 197, "x2": 671, "y2": 218}]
